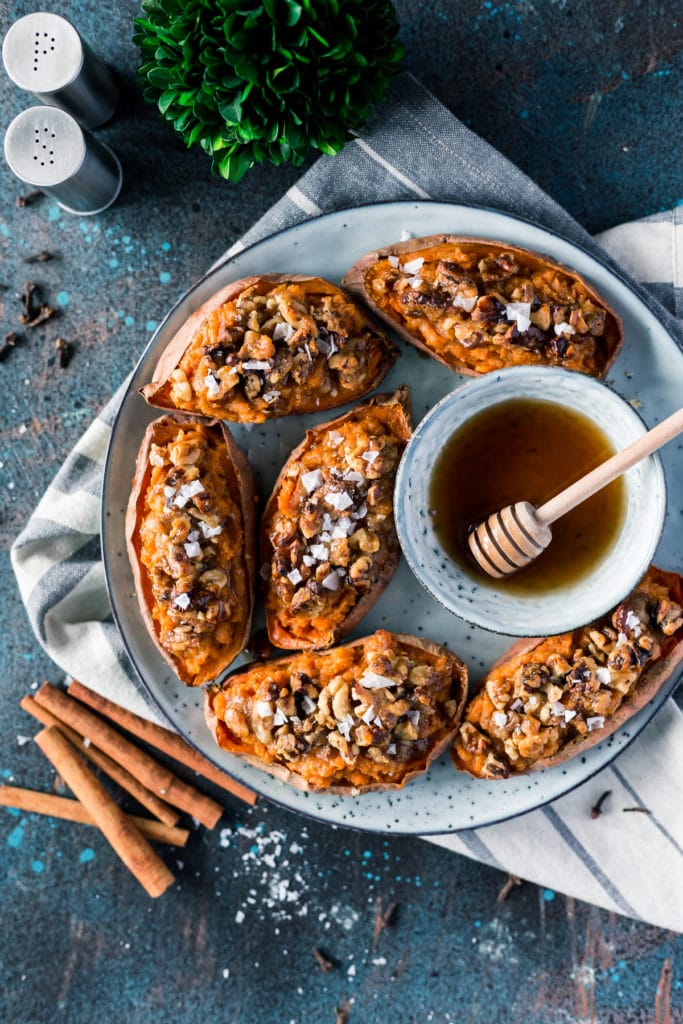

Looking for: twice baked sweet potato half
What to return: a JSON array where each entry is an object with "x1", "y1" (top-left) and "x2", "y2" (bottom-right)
[
  {"x1": 126, "y1": 416, "x2": 257, "y2": 686},
  {"x1": 205, "y1": 629, "x2": 468, "y2": 793},
  {"x1": 343, "y1": 236, "x2": 623, "y2": 378},
  {"x1": 452, "y1": 567, "x2": 683, "y2": 778},
  {"x1": 140, "y1": 275, "x2": 397, "y2": 423},
  {"x1": 261, "y1": 387, "x2": 412, "y2": 650}
]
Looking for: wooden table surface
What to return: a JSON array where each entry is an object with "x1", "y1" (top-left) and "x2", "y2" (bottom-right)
[{"x1": 1, "y1": 2, "x2": 682, "y2": 1022}]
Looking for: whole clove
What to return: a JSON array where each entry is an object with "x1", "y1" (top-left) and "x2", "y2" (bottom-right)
[
  {"x1": 16, "y1": 190, "x2": 43, "y2": 208},
  {"x1": 55, "y1": 337, "x2": 73, "y2": 368},
  {"x1": 590, "y1": 790, "x2": 612, "y2": 819},
  {"x1": 24, "y1": 251, "x2": 54, "y2": 264},
  {"x1": 372, "y1": 897, "x2": 398, "y2": 947},
  {"x1": 334, "y1": 1001, "x2": 350, "y2": 1024},
  {"x1": 17, "y1": 281, "x2": 56, "y2": 329},
  {"x1": 0, "y1": 332, "x2": 23, "y2": 363},
  {"x1": 312, "y1": 947, "x2": 334, "y2": 973},
  {"x1": 496, "y1": 873, "x2": 522, "y2": 903}
]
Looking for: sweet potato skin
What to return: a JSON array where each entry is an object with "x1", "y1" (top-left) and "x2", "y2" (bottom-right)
[
  {"x1": 343, "y1": 235, "x2": 623, "y2": 379},
  {"x1": 452, "y1": 567, "x2": 683, "y2": 777},
  {"x1": 204, "y1": 631, "x2": 468, "y2": 794},
  {"x1": 140, "y1": 274, "x2": 398, "y2": 422},
  {"x1": 261, "y1": 387, "x2": 412, "y2": 650},
  {"x1": 125, "y1": 415, "x2": 257, "y2": 686}
]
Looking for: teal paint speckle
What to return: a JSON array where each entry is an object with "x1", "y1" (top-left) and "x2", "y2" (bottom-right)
[
  {"x1": 2, "y1": 768, "x2": 13, "y2": 779},
  {"x1": 8, "y1": 825, "x2": 24, "y2": 848},
  {"x1": 47, "y1": 205, "x2": 61, "y2": 221},
  {"x1": 32, "y1": 859, "x2": 44, "y2": 874},
  {"x1": 161, "y1": 241, "x2": 171, "y2": 251},
  {"x1": 56, "y1": 291, "x2": 70, "y2": 307},
  {"x1": 5, "y1": 806, "x2": 20, "y2": 816},
  {"x1": 159, "y1": 271, "x2": 171, "y2": 284},
  {"x1": 0, "y1": 223, "x2": 10, "y2": 238},
  {"x1": 124, "y1": 315, "x2": 135, "y2": 327},
  {"x1": 543, "y1": 888, "x2": 556, "y2": 901},
  {"x1": 122, "y1": 235, "x2": 131, "y2": 244},
  {"x1": 520, "y1": 110, "x2": 530, "y2": 119},
  {"x1": 146, "y1": 320, "x2": 158, "y2": 332},
  {"x1": 79, "y1": 848, "x2": 96, "y2": 864},
  {"x1": 109, "y1": 257, "x2": 119, "y2": 269}
]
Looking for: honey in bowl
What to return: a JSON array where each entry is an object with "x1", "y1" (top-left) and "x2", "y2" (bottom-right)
[{"x1": 428, "y1": 398, "x2": 627, "y2": 594}]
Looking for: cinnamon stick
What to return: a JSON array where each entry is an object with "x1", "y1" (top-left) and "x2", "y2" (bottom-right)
[
  {"x1": 34, "y1": 727, "x2": 175, "y2": 897},
  {"x1": 20, "y1": 696, "x2": 180, "y2": 827},
  {"x1": 67, "y1": 679, "x2": 257, "y2": 806},
  {"x1": 0, "y1": 785, "x2": 189, "y2": 847},
  {"x1": 35, "y1": 683, "x2": 222, "y2": 829}
]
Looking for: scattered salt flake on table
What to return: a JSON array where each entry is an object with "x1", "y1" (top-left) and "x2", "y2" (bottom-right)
[
  {"x1": 302, "y1": 469, "x2": 324, "y2": 493},
  {"x1": 595, "y1": 667, "x2": 612, "y2": 684},
  {"x1": 372, "y1": 957, "x2": 387, "y2": 966},
  {"x1": 235, "y1": 910, "x2": 245, "y2": 924},
  {"x1": 16, "y1": 735, "x2": 31, "y2": 746},
  {"x1": 18, "y1": 424, "x2": 27, "y2": 435},
  {"x1": 402, "y1": 256, "x2": 424, "y2": 275},
  {"x1": 554, "y1": 321, "x2": 575, "y2": 336},
  {"x1": 222, "y1": 968, "x2": 230, "y2": 979},
  {"x1": 400, "y1": 229, "x2": 413, "y2": 241},
  {"x1": 347, "y1": 964, "x2": 356, "y2": 978},
  {"x1": 492, "y1": 711, "x2": 508, "y2": 728}
]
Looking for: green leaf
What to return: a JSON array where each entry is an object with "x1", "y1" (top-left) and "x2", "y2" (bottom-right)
[
  {"x1": 218, "y1": 95, "x2": 243, "y2": 123},
  {"x1": 284, "y1": 1, "x2": 303, "y2": 26}
]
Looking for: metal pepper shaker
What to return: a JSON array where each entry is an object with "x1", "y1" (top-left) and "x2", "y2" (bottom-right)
[
  {"x1": 4, "y1": 106, "x2": 122, "y2": 215},
  {"x1": 2, "y1": 12, "x2": 118, "y2": 129}
]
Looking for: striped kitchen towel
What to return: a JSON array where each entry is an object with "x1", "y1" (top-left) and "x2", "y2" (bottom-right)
[{"x1": 10, "y1": 75, "x2": 683, "y2": 930}]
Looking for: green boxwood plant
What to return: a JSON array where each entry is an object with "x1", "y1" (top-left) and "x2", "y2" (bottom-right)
[{"x1": 134, "y1": 0, "x2": 404, "y2": 181}]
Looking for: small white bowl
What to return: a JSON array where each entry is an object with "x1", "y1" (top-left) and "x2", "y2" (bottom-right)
[{"x1": 394, "y1": 366, "x2": 666, "y2": 636}]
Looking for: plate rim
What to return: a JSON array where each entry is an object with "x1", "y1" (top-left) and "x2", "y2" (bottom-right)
[{"x1": 101, "y1": 198, "x2": 683, "y2": 835}]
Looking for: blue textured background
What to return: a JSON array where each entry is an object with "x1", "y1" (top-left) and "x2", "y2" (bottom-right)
[{"x1": 1, "y1": 1, "x2": 682, "y2": 1022}]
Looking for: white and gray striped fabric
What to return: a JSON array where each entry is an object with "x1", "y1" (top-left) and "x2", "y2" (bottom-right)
[{"x1": 11, "y1": 75, "x2": 683, "y2": 931}]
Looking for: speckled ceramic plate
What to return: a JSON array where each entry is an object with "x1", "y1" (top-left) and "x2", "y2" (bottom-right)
[{"x1": 102, "y1": 201, "x2": 683, "y2": 834}]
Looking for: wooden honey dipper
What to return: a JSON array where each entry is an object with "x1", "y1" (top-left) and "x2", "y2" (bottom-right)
[{"x1": 468, "y1": 405, "x2": 683, "y2": 579}]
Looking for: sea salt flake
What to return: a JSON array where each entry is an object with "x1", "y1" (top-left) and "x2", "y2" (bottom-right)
[
  {"x1": 272, "y1": 322, "x2": 295, "y2": 342},
  {"x1": 492, "y1": 711, "x2": 508, "y2": 728},
  {"x1": 595, "y1": 667, "x2": 612, "y2": 685},
  {"x1": 400, "y1": 229, "x2": 413, "y2": 241},
  {"x1": 452, "y1": 293, "x2": 478, "y2": 312},
  {"x1": 301, "y1": 695, "x2": 317, "y2": 715},
  {"x1": 235, "y1": 910, "x2": 245, "y2": 924},
  {"x1": 173, "y1": 479, "x2": 204, "y2": 507},
  {"x1": 388, "y1": 255, "x2": 400, "y2": 268},
  {"x1": 563, "y1": 709, "x2": 577, "y2": 722},
  {"x1": 310, "y1": 543, "x2": 329, "y2": 560},
  {"x1": 617, "y1": 632, "x2": 628, "y2": 645},
  {"x1": 624, "y1": 610, "x2": 641, "y2": 632},
  {"x1": 163, "y1": 485, "x2": 176, "y2": 499},
  {"x1": 372, "y1": 957, "x2": 387, "y2": 966},
  {"x1": 16, "y1": 735, "x2": 31, "y2": 746},
  {"x1": 510, "y1": 698, "x2": 523, "y2": 712},
  {"x1": 302, "y1": 555, "x2": 316, "y2": 567},
  {"x1": 550, "y1": 701, "x2": 566, "y2": 718},
  {"x1": 325, "y1": 490, "x2": 353, "y2": 511},
  {"x1": 331, "y1": 522, "x2": 353, "y2": 539},
  {"x1": 273, "y1": 708, "x2": 288, "y2": 727},
  {"x1": 255, "y1": 701, "x2": 273, "y2": 719},
  {"x1": 406, "y1": 710, "x2": 420, "y2": 726},
  {"x1": 359, "y1": 671, "x2": 397, "y2": 690},
  {"x1": 222, "y1": 968, "x2": 230, "y2": 979},
  {"x1": 302, "y1": 469, "x2": 324, "y2": 493},
  {"x1": 204, "y1": 373, "x2": 220, "y2": 398},
  {"x1": 174, "y1": 593, "x2": 191, "y2": 610},
  {"x1": 328, "y1": 431, "x2": 343, "y2": 444},
  {"x1": 149, "y1": 446, "x2": 164, "y2": 467},
  {"x1": 263, "y1": 391, "x2": 280, "y2": 404},
  {"x1": 402, "y1": 256, "x2": 424, "y2": 275},
  {"x1": 586, "y1": 715, "x2": 605, "y2": 732},
  {"x1": 200, "y1": 521, "x2": 223, "y2": 539},
  {"x1": 361, "y1": 449, "x2": 380, "y2": 464},
  {"x1": 361, "y1": 706, "x2": 377, "y2": 725},
  {"x1": 187, "y1": 530, "x2": 199, "y2": 542},
  {"x1": 287, "y1": 568, "x2": 303, "y2": 585},
  {"x1": 387, "y1": 743, "x2": 397, "y2": 755},
  {"x1": 407, "y1": 276, "x2": 423, "y2": 288},
  {"x1": 338, "y1": 714, "x2": 354, "y2": 740},
  {"x1": 184, "y1": 540, "x2": 201, "y2": 558},
  {"x1": 322, "y1": 570, "x2": 343, "y2": 590},
  {"x1": 505, "y1": 302, "x2": 532, "y2": 332},
  {"x1": 352, "y1": 503, "x2": 368, "y2": 521},
  {"x1": 242, "y1": 359, "x2": 272, "y2": 371},
  {"x1": 343, "y1": 470, "x2": 365, "y2": 483},
  {"x1": 554, "y1": 321, "x2": 576, "y2": 336}
]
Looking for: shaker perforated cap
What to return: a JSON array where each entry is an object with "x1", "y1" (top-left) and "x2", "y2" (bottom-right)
[
  {"x1": 2, "y1": 12, "x2": 118, "y2": 129},
  {"x1": 4, "y1": 107, "x2": 122, "y2": 215}
]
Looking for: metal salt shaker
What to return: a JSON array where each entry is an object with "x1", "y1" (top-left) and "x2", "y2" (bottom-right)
[
  {"x1": 2, "y1": 11, "x2": 119, "y2": 129},
  {"x1": 4, "y1": 106, "x2": 122, "y2": 215}
]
